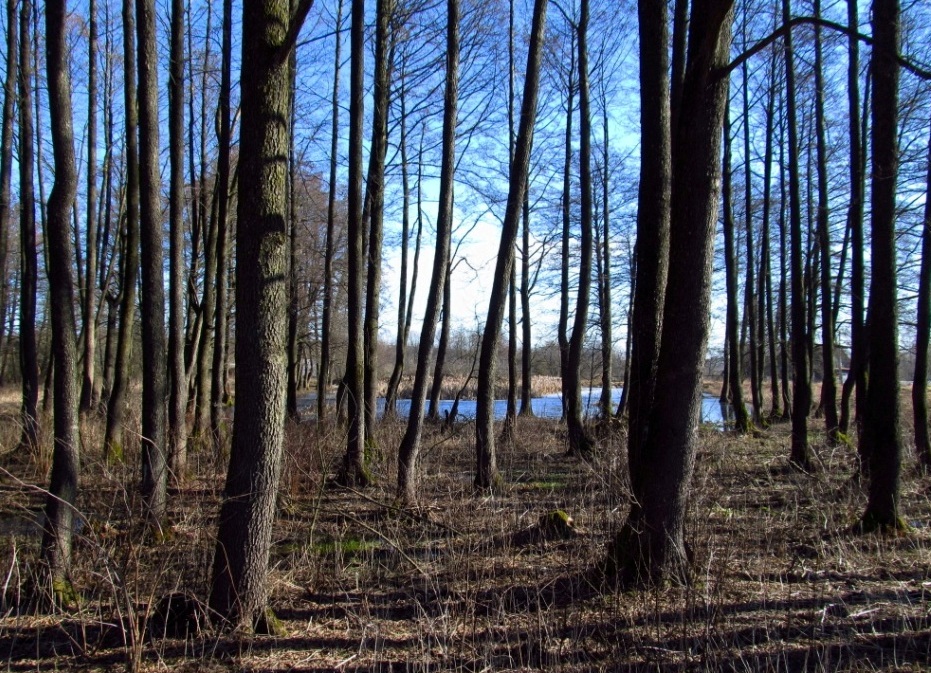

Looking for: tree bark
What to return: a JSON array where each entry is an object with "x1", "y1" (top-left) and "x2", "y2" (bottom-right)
[
  {"x1": 17, "y1": 0, "x2": 39, "y2": 454},
  {"x1": 167, "y1": 0, "x2": 188, "y2": 478},
  {"x1": 625, "y1": 0, "x2": 670, "y2": 480},
  {"x1": 859, "y1": 0, "x2": 904, "y2": 532},
  {"x1": 104, "y1": 0, "x2": 139, "y2": 461},
  {"x1": 137, "y1": 0, "x2": 168, "y2": 524},
  {"x1": 0, "y1": 0, "x2": 15, "y2": 391},
  {"x1": 564, "y1": 0, "x2": 594, "y2": 456},
  {"x1": 475, "y1": 0, "x2": 546, "y2": 490},
  {"x1": 784, "y1": 0, "x2": 815, "y2": 471},
  {"x1": 912, "y1": 115, "x2": 931, "y2": 470},
  {"x1": 41, "y1": 0, "x2": 81, "y2": 596},
  {"x1": 318, "y1": 0, "x2": 343, "y2": 423},
  {"x1": 606, "y1": 0, "x2": 733, "y2": 587},
  {"x1": 339, "y1": 0, "x2": 369, "y2": 486},
  {"x1": 396, "y1": 0, "x2": 459, "y2": 504},
  {"x1": 209, "y1": 0, "x2": 301, "y2": 628},
  {"x1": 79, "y1": 0, "x2": 99, "y2": 413}
]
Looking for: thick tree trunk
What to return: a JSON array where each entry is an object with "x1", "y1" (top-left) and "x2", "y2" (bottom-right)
[
  {"x1": 475, "y1": 0, "x2": 546, "y2": 490},
  {"x1": 41, "y1": 0, "x2": 80, "y2": 597},
  {"x1": 859, "y1": 0, "x2": 904, "y2": 532},
  {"x1": 606, "y1": 0, "x2": 733, "y2": 587},
  {"x1": 396, "y1": 0, "x2": 458, "y2": 504},
  {"x1": 625, "y1": 0, "x2": 670, "y2": 479},
  {"x1": 209, "y1": 0, "x2": 298, "y2": 628}
]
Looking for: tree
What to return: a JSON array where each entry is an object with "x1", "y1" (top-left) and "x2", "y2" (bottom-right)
[
  {"x1": 209, "y1": 0, "x2": 309, "y2": 629},
  {"x1": 40, "y1": 0, "x2": 80, "y2": 600},
  {"x1": 564, "y1": 0, "x2": 595, "y2": 456},
  {"x1": 858, "y1": 0, "x2": 904, "y2": 532},
  {"x1": 137, "y1": 0, "x2": 168, "y2": 524},
  {"x1": 397, "y1": 0, "x2": 459, "y2": 504},
  {"x1": 317, "y1": 0, "x2": 343, "y2": 423},
  {"x1": 0, "y1": 0, "x2": 14, "y2": 385},
  {"x1": 721, "y1": 90, "x2": 751, "y2": 433},
  {"x1": 783, "y1": 0, "x2": 816, "y2": 471},
  {"x1": 605, "y1": 0, "x2": 734, "y2": 586},
  {"x1": 167, "y1": 0, "x2": 188, "y2": 477},
  {"x1": 813, "y1": 0, "x2": 839, "y2": 444},
  {"x1": 339, "y1": 0, "x2": 369, "y2": 486},
  {"x1": 625, "y1": 0, "x2": 669, "y2": 476},
  {"x1": 474, "y1": 0, "x2": 547, "y2": 490},
  {"x1": 912, "y1": 115, "x2": 931, "y2": 470},
  {"x1": 17, "y1": 0, "x2": 39, "y2": 454},
  {"x1": 103, "y1": 0, "x2": 139, "y2": 462},
  {"x1": 79, "y1": 0, "x2": 99, "y2": 413}
]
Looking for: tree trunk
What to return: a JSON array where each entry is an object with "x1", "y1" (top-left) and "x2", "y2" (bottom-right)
[
  {"x1": 104, "y1": 0, "x2": 139, "y2": 461},
  {"x1": 340, "y1": 0, "x2": 369, "y2": 486},
  {"x1": 137, "y1": 0, "x2": 168, "y2": 524},
  {"x1": 625, "y1": 0, "x2": 670, "y2": 479},
  {"x1": 209, "y1": 0, "x2": 300, "y2": 628},
  {"x1": 79, "y1": 0, "x2": 98, "y2": 413},
  {"x1": 210, "y1": 0, "x2": 234, "y2": 446},
  {"x1": 812, "y1": 0, "x2": 838, "y2": 444},
  {"x1": 557, "y1": 32, "x2": 575, "y2": 421},
  {"x1": 597, "y1": 105, "x2": 612, "y2": 419},
  {"x1": 784, "y1": 0, "x2": 815, "y2": 471},
  {"x1": 912, "y1": 115, "x2": 931, "y2": 470},
  {"x1": 605, "y1": 0, "x2": 733, "y2": 587},
  {"x1": 564, "y1": 0, "x2": 594, "y2": 456},
  {"x1": 428, "y1": 259, "x2": 452, "y2": 421},
  {"x1": 41, "y1": 0, "x2": 81, "y2": 598},
  {"x1": 396, "y1": 0, "x2": 459, "y2": 504},
  {"x1": 167, "y1": 0, "x2": 188, "y2": 478},
  {"x1": 362, "y1": 0, "x2": 393, "y2": 450},
  {"x1": 859, "y1": 0, "x2": 904, "y2": 532},
  {"x1": 17, "y1": 0, "x2": 39, "y2": 454},
  {"x1": 318, "y1": 0, "x2": 342, "y2": 423},
  {"x1": 519, "y1": 195, "x2": 534, "y2": 416},
  {"x1": 475, "y1": 0, "x2": 546, "y2": 490},
  {"x1": 722, "y1": 90, "x2": 751, "y2": 433},
  {"x1": 0, "y1": 0, "x2": 15, "y2": 392}
]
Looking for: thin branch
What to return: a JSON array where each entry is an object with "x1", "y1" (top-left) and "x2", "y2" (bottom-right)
[
  {"x1": 273, "y1": 0, "x2": 316, "y2": 66},
  {"x1": 721, "y1": 15, "x2": 931, "y2": 81}
]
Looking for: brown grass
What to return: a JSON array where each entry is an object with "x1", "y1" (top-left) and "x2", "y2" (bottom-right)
[{"x1": 0, "y1": 395, "x2": 929, "y2": 672}]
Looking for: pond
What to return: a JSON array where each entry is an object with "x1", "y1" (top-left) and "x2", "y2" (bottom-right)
[{"x1": 372, "y1": 387, "x2": 729, "y2": 427}]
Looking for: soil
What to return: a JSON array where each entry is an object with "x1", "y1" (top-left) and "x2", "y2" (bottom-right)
[{"x1": 0, "y1": 402, "x2": 929, "y2": 672}]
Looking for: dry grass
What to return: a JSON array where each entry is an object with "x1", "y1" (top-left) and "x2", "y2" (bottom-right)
[{"x1": 0, "y1": 395, "x2": 929, "y2": 672}]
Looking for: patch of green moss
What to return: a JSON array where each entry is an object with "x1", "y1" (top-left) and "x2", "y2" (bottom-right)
[
  {"x1": 851, "y1": 512, "x2": 913, "y2": 536},
  {"x1": 538, "y1": 510, "x2": 576, "y2": 540},
  {"x1": 312, "y1": 537, "x2": 378, "y2": 556},
  {"x1": 51, "y1": 577, "x2": 80, "y2": 610},
  {"x1": 106, "y1": 441, "x2": 124, "y2": 465},
  {"x1": 254, "y1": 606, "x2": 286, "y2": 636}
]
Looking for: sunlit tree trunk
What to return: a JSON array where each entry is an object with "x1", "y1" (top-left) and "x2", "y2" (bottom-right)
[
  {"x1": 912, "y1": 117, "x2": 931, "y2": 470},
  {"x1": 396, "y1": 0, "x2": 458, "y2": 504},
  {"x1": 41, "y1": 0, "x2": 80, "y2": 596},
  {"x1": 475, "y1": 0, "x2": 546, "y2": 490},
  {"x1": 0, "y1": 0, "x2": 15, "y2": 391}
]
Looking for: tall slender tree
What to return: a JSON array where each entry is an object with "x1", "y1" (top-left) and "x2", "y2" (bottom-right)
[
  {"x1": 17, "y1": 0, "x2": 38, "y2": 454},
  {"x1": 0, "y1": 0, "x2": 16, "y2": 391},
  {"x1": 41, "y1": 0, "x2": 80, "y2": 600},
  {"x1": 475, "y1": 0, "x2": 547, "y2": 489},
  {"x1": 858, "y1": 0, "x2": 904, "y2": 532},
  {"x1": 137, "y1": 0, "x2": 168, "y2": 523},
  {"x1": 79, "y1": 0, "x2": 99, "y2": 413},
  {"x1": 783, "y1": 0, "x2": 815, "y2": 471},
  {"x1": 397, "y1": 0, "x2": 459, "y2": 504},
  {"x1": 912, "y1": 114, "x2": 931, "y2": 470}
]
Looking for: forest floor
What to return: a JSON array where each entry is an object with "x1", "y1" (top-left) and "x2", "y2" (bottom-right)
[{"x1": 0, "y1": 395, "x2": 929, "y2": 671}]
